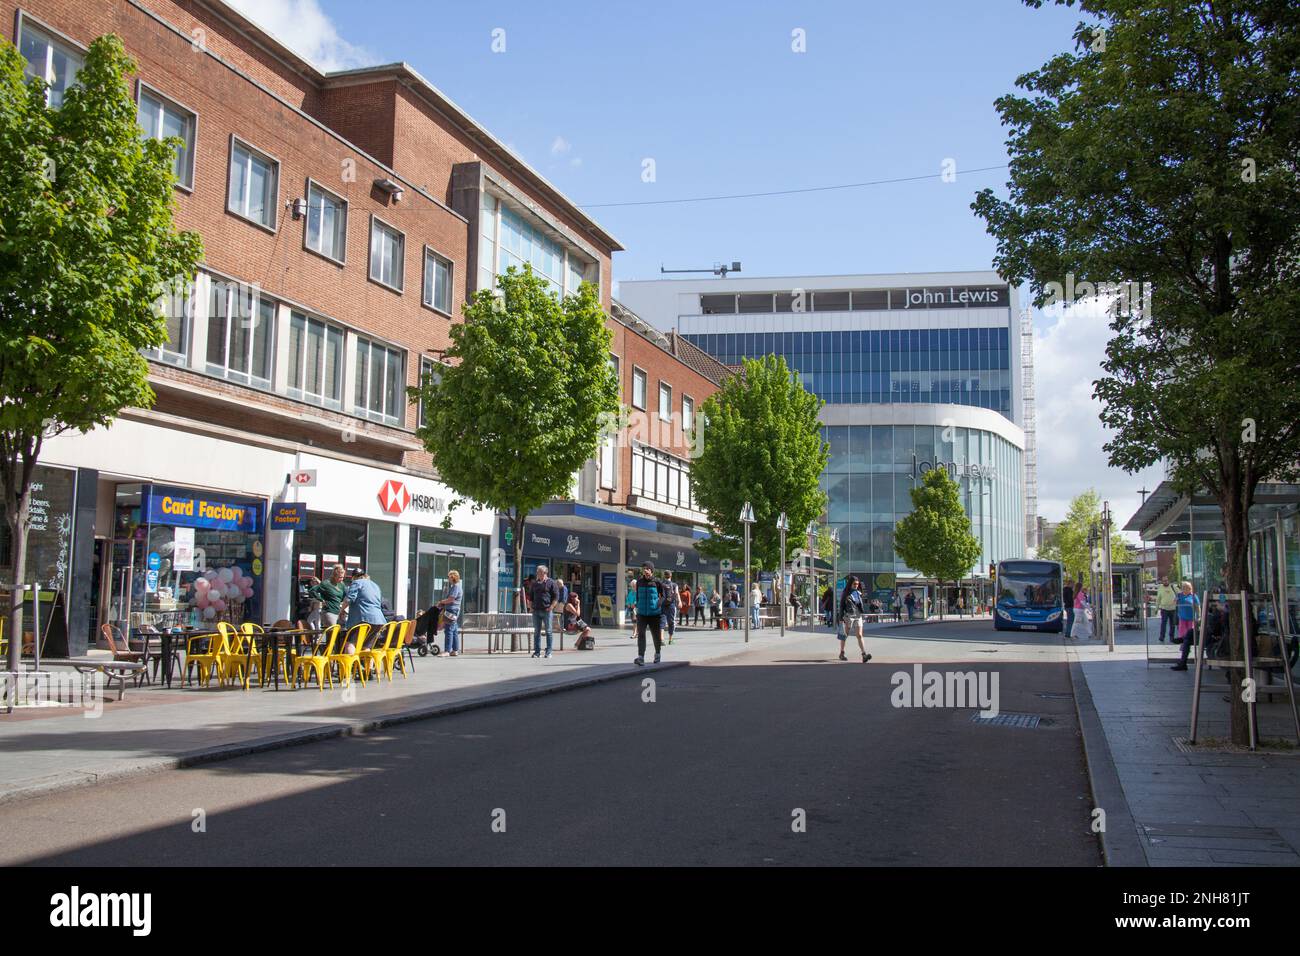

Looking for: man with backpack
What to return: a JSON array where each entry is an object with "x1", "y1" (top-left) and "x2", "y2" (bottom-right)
[
  {"x1": 632, "y1": 561, "x2": 670, "y2": 665},
  {"x1": 528, "y1": 564, "x2": 562, "y2": 659}
]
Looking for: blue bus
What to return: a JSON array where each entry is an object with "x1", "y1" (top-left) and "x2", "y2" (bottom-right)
[{"x1": 994, "y1": 559, "x2": 1064, "y2": 632}]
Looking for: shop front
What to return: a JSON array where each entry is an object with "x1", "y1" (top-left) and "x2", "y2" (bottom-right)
[
  {"x1": 500, "y1": 521, "x2": 620, "y2": 625},
  {"x1": 625, "y1": 537, "x2": 720, "y2": 598},
  {"x1": 0, "y1": 463, "x2": 81, "y2": 655}
]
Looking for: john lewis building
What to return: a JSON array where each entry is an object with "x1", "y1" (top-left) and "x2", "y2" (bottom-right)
[{"x1": 617, "y1": 272, "x2": 1028, "y2": 590}]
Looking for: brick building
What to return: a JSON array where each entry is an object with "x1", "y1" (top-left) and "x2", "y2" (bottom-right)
[{"x1": 1, "y1": 0, "x2": 720, "y2": 652}]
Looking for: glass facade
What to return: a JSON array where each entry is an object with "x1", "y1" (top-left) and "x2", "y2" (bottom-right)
[
  {"x1": 820, "y1": 424, "x2": 1022, "y2": 578},
  {"x1": 684, "y1": 327, "x2": 1012, "y2": 415}
]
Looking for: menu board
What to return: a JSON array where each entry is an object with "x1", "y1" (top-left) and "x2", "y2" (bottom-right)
[{"x1": 16, "y1": 465, "x2": 76, "y2": 593}]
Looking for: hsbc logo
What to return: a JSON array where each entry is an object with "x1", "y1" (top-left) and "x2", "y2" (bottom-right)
[{"x1": 377, "y1": 479, "x2": 445, "y2": 517}]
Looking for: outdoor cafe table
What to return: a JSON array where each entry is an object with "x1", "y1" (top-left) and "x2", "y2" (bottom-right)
[
  {"x1": 156, "y1": 627, "x2": 216, "y2": 689},
  {"x1": 153, "y1": 627, "x2": 322, "y2": 689},
  {"x1": 250, "y1": 628, "x2": 323, "y2": 691}
]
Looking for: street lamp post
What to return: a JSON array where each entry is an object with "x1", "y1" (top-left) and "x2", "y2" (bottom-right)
[
  {"x1": 740, "y1": 501, "x2": 756, "y2": 644},
  {"x1": 776, "y1": 512, "x2": 789, "y2": 637},
  {"x1": 830, "y1": 526, "x2": 840, "y2": 630},
  {"x1": 806, "y1": 520, "x2": 819, "y2": 625}
]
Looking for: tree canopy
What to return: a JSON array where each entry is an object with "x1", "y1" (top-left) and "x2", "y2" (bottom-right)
[
  {"x1": 0, "y1": 34, "x2": 203, "y2": 670},
  {"x1": 893, "y1": 468, "x2": 983, "y2": 608},
  {"x1": 1037, "y1": 489, "x2": 1134, "y2": 583},
  {"x1": 973, "y1": 0, "x2": 1300, "y2": 743},
  {"x1": 690, "y1": 355, "x2": 828, "y2": 569},
  {"x1": 410, "y1": 266, "x2": 619, "y2": 604}
]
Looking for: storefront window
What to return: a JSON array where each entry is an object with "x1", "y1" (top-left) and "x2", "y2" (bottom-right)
[{"x1": 0, "y1": 464, "x2": 76, "y2": 594}]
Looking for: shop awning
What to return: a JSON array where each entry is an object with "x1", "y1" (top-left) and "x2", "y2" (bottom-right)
[{"x1": 1123, "y1": 481, "x2": 1300, "y2": 543}]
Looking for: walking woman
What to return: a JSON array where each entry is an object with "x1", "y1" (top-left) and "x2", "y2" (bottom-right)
[
  {"x1": 436, "y1": 569, "x2": 463, "y2": 656},
  {"x1": 1070, "y1": 583, "x2": 1093, "y2": 640},
  {"x1": 837, "y1": 574, "x2": 873, "y2": 663}
]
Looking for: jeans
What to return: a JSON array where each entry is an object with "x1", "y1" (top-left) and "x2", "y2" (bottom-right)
[
  {"x1": 532, "y1": 611, "x2": 553, "y2": 654},
  {"x1": 636, "y1": 614, "x2": 663, "y2": 657},
  {"x1": 443, "y1": 619, "x2": 460, "y2": 653},
  {"x1": 751, "y1": 605, "x2": 761, "y2": 629},
  {"x1": 1160, "y1": 608, "x2": 1177, "y2": 641},
  {"x1": 1064, "y1": 607, "x2": 1075, "y2": 636},
  {"x1": 1178, "y1": 624, "x2": 1197, "y2": 665},
  {"x1": 663, "y1": 603, "x2": 675, "y2": 637},
  {"x1": 694, "y1": 605, "x2": 705, "y2": 625}
]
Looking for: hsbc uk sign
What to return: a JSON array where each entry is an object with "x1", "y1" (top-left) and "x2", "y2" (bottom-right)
[{"x1": 377, "y1": 479, "x2": 445, "y2": 518}]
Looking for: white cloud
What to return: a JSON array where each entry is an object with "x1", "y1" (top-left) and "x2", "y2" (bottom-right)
[
  {"x1": 1031, "y1": 297, "x2": 1164, "y2": 541},
  {"x1": 550, "y1": 136, "x2": 572, "y2": 156},
  {"x1": 569, "y1": 157, "x2": 583, "y2": 168},
  {"x1": 221, "y1": 0, "x2": 375, "y2": 72}
]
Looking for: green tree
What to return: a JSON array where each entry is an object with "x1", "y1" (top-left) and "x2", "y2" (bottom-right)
[
  {"x1": 0, "y1": 35, "x2": 203, "y2": 672},
  {"x1": 893, "y1": 468, "x2": 982, "y2": 617},
  {"x1": 691, "y1": 355, "x2": 828, "y2": 570},
  {"x1": 1038, "y1": 490, "x2": 1134, "y2": 584},
  {"x1": 972, "y1": 0, "x2": 1300, "y2": 743},
  {"x1": 410, "y1": 266, "x2": 618, "y2": 610}
]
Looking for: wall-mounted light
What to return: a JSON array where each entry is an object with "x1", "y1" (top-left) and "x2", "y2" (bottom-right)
[
  {"x1": 288, "y1": 197, "x2": 307, "y2": 220},
  {"x1": 374, "y1": 178, "x2": 404, "y2": 203}
]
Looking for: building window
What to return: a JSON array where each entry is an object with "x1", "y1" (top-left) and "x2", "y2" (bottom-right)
[
  {"x1": 19, "y1": 20, "x2": 82, "y2": 108},
  {"x1": 423, "y1": 249, "x2": 452, "y2": 314},
  {"x1": 478, "y1": 194, "x2": 596, "y2": 299},
  {"x1": 631, "y1": 443, "x2": 694, "y2": 510},
  {"x1": 658, "y1": 382, "x2": 672, "y2": 423},
  {"x1": 354, "y1": 337, "x2": 405, "y2": 425},
  {"x1": 137, "y1": 86, "x2": 196, "y2": 189},
  {"x1": 369, "y1": 217, "x2": 404, "y2": 291},
  {"x1": 286, "y1": 311, "x2": 344, "y2": 410},
  {"x1": 600, "y1": 355, "x2": 619, "y2": 490},
  {"x1": 206, "y1": 277, "x2": 275, "y2": 387},
  {"x1": 682, "y1": 395, "x2": 694, "y2": 434},
  {"x1": 632, "y1": 368, "x2": 647, "y2": 410},
  {"x1": 305, "y1": 181, "x2": 347, "y2": 263},
  {"x1": 149, "y1": 279, "x2": 193, "y2": 365},
  {"x1": 700, "y1": 294, "x2": 736, "y2": 315},
  {"x1": 417, "y1": 357, "x2": 444, "y2": 428},
  {"x1": 227, "y1": 139, "x2": 278, "y2": 229}
]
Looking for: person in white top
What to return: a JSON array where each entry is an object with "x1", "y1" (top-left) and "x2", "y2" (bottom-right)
[{"x1": 750, "y1": 584, "x2": 764, "y2": 629}]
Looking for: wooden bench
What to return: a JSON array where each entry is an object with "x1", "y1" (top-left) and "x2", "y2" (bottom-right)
[{"x1": 44, "y1": 658, "x2": 148, "y2": 700}]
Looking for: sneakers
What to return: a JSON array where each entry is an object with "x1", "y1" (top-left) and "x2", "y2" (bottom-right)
[
  {"x1": 654, "y1": 651, "x2": 661, "y2": 664},
  {"x1": 530, "y1": 651, "x2": 540, "y2": 658},
  {"x1": 862, "y1": 652, "x2": 872, "y2": 663},
  {"x1": 634, "y1": 656, "x2": 645, "y2": 666},
  {"x1": 1171, "y1": 663, "x2": 1188, "y2": 671},
  {"x1": 838, "y1": 652, "x2": 847, "y2": 661},
  {"x1": 544, "y1": 650, "x2": 552, "y2": 659}
]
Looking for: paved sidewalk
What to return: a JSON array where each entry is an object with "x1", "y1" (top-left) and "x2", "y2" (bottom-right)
[
  {"x1": 0, "y1": 621, "x2": 798, "y2": 804},
  {"x1": 1069, "y1": 619, "x2": 1300, "y2": 866}
]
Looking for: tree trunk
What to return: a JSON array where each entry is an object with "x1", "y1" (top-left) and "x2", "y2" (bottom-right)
[
  {"x1": 4, "y1": 446, "x2": 37, "y2": 677},
  {"x1": 511, "y1": 510, "x2": 527, "y2": 614}
]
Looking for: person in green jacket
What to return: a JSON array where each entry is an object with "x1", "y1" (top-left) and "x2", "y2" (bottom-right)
[
  {"x1": 312, "y1": 564, "x2": 347, "y2": 627},
  {"x1": 1156, "y1": 576, "x2": 1178, "y2": 643}
]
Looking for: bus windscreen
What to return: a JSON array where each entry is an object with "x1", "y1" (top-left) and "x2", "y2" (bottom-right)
[{"x1": 997, "y1": 562, "x2": 1062, "y2": 609}]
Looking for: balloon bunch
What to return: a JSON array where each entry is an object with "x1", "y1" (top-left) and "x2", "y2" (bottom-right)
[{"x1": 186, "y1": 566, "x2": 256, "y2": 620}]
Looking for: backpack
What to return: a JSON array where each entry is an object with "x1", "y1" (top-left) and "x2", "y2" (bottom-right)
[{"x1": 635, "y1": 580, "x2": 663, "y2": 617}]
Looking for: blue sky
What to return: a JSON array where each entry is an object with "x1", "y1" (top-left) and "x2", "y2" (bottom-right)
[{"x1": 226, "y1": 0, "x2": 1165, "y2": 532}]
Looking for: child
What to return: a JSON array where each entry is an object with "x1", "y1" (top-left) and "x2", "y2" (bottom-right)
[{"x1": 564, "y1": 589, "x2": 594, "y2": 650}]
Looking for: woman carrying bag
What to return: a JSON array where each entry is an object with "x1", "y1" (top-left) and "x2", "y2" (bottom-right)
[
  {"x1": 836, "y1": 575, "x2": 873, "y2": 663},
  {"x1": 1070, "y1": 584, "x2": 1094, "y2": 640}
]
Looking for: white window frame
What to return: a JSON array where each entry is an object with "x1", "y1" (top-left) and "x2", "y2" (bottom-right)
[
  {"x1": 368, "y1": 215, "x2": 405, "y2": 292},
  {"x1": 418, "y1": 357, "x2": 447, "y2": 429},
  {"x1": 658, "y1": 381, "x2": 673, "y2": 423},
  {"x1": 303, "y1": 178, "x2": 347, "y2": 265},
  {"x1": 135, "y1": 82, "x2": 197, "y2": 191},
  {"x1": 205, "y1": 276, "x2": 276, "y2": 388},
  {"x1": 286, "y1": 310, "x2": 345, "y2": 411},
  {"x1": 632, "y1": 367, "x2": 647, "y2": 411},
  {"x1": 682, "y1": 394, "x2": 695, "y2": 434},
  {"x1": 226, "y1": 136, "x2": 279, "y2": 231},
  {"x1": 353, "y1": 335, "x2": 406, "y2": 425},
  {"x1": 422, "y1": 246, "x2": 453, "y2": 315},
  {"x1": 148, "y1": 277, "x2": 195, "y2": 366},
  {"x1": 17, "y1": 15, "x2": 84, "y2": 108}
]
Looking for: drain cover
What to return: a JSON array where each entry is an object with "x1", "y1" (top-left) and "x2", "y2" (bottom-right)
[{"x1": 970, "y1": 712, "x2": 1041, "y2": 728}]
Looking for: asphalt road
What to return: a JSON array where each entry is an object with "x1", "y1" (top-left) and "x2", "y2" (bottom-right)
[{"x1": 2, "y1": 622, "x2": 1101, "y2": 865}]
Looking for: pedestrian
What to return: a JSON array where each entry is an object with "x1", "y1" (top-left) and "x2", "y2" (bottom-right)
[
  {"x1": 789, "y1": 587, "x2": 801, "y2": 625},
  {"x1": 624, "y1": 581, "x2": 638, "y2": 627},
  {"x1": 723, "y1": 587, "x2": 738, "y2": 630},
  {"x1": 837, "y1": 574, "x2": 873, "y2": 663},
  {"x1": 521, "y1": 574, "x2": 536, "y2": 614},
  {"x1": 435, "y1": 569, "x2": 463, "y2": 657},
  {"x1": 679, "y1": 584, "x2": 692, "y2": 627},
  {"x1": 295, "y1": 576, "x2": 320, "y2": 630},
  {"x1": 632, "y1": 562, "x2": 670, "y2": 665},
  {"x1": 1174, "y1": 580, "x2": 1199, "y2": 646},
  {"x1": 956, "y1": 594, "x2": 965, "y2": 617},
  {"x1": 709, "y1": 586, "x2": 722, "y2": 628},
  {"x1": 1155, "y1": 576, "x2": 1178, "y2": 643},
  {"x1": 563, "y1": 587, "x2": 595, "y2": 650},
  {"x1": 1172, "y1": 588, "x2": 1213, "y2": 671},
  {"x1": 1062, "y1": 578, "x2": 1076, "y2": 639},
  {"x1": 904, "y1": 590, "x2": 917, "y2": 621},
  {"x1": 750, "y1": 581, "x2": 763, "y2": 629},
  {"x1": 661, "y1": 571, "x2": 676, "y2": 644},
  {"x1": 313, "y1": 565, "x2": 347, "y2": 628},
  {"x1": 821, "y1": 586, "x2": 834, "y2": 626},
  {"x1": 527, "y1": 564, "x2": 562, "y2": 658},
  {"x1": 693, "y1": 586, "x2": 706, "y2": 625},
  {"x1": 1070, "y1": 584, "x2": 1093, "y2": 640},
  {"x1": 339, "y1": 569, "x2": 386, "y2": 654}
]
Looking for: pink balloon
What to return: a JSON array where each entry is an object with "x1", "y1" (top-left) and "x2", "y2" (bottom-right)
[
  {"x1": 195, "y1": 592, "x2": 210, "y2": 609},
  {"x1": 241, "y1": 586, "x2": 253, "y2": 599},
  {"x1": 212, "y1": 598, "x2": 225, "y2": 612},
  {"x1": 194, "y1": 578, "x2": 210, "y2": 591}
]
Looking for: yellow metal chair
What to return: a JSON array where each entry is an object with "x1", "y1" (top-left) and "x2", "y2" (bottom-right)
[
  {"x1": 187, "y1": 628, "x2": 230, "y2": 687},
  {"x1": 294, "y1": 625, "x2": 340, "y2": 691},
  {"x1": 360, "y1": 621, "x2": 398, "y2": 683},
  {"x1": 224, "y1": 623, "x2": 266, "y2": 690},
  {"x1": 381, "y1": 619, "x2": 415, "y2": 680},
  {"x1": 328, "y1": 623, "x2": 371, "y2": 687}
]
